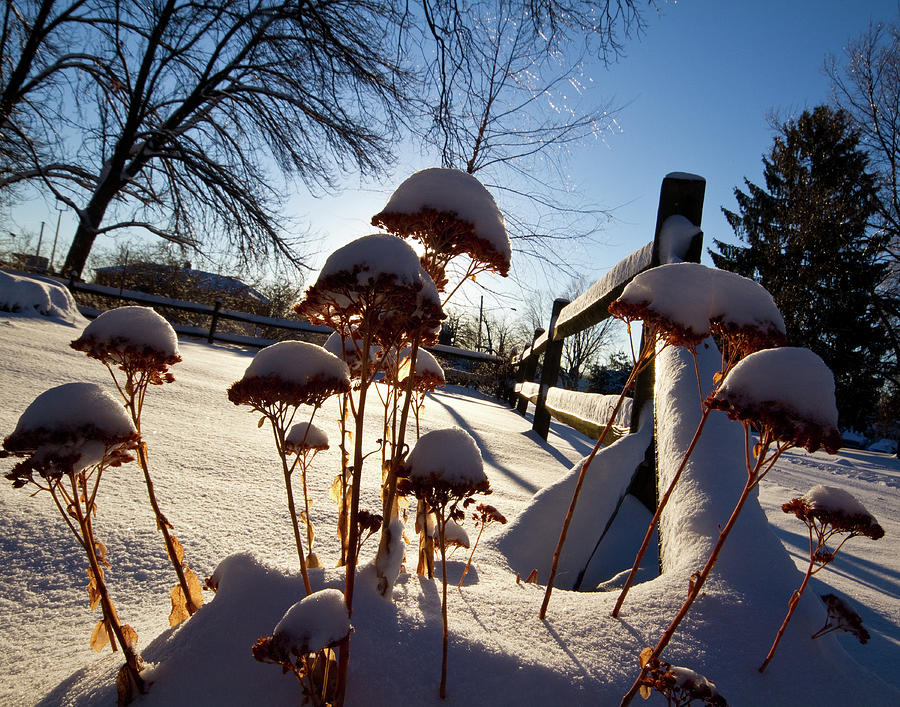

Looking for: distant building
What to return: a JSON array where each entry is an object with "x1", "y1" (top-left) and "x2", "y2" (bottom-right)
[{"x1": 93, "y1": 262, "x2": 268, "y2": 312}]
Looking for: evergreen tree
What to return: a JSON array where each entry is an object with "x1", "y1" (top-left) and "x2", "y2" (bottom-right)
[{"x1": 711, "y1": 106, "x2": 888, "y2": 431}]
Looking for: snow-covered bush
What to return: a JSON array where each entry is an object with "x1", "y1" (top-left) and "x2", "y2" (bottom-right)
[
  {"x1": 228, "y1": 341, "x2": 350, "y2": 594},
  {"x1": 759, "y1": 485, "x2": 884, "y2": 672},
  {"x1": 71, "y1": 305, "x2": 203, "y2": 625},
  {"x1": 2, "y1": 382, "x2": 146, "y2": 700},
  {"x1": 398, "y1": 426, "x2": 492, "y2": 699},
  {"x1": 252, "y1": 588, "x2": 352, "y2": 707}
]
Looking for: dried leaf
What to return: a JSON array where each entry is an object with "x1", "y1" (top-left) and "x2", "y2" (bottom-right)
[
  {"x1": 87, "y1": 568, "x2": 102, "y2": 611},
  {"x1": 258, "y1": 416, "x2": 266, "y2": 429},
  {"x1": 639, "y1": 685, "x2": 651, "y2": 700},
  {"x1": 121, "y1": 624, "x2": 139, "y2": 650},
  {"x1": 169, "y1": 570, "x2": 203, "y2": 627},
  {"x1": 90, "y1": 619, "x2": 110, "y2": 652},
  {"x1": 116, "y1": 663, "x2": 139, "y2": 706},
  {"x1": 329, "y1": 474, "x2": 343, "y2": 505},
  {"x1": 639, "y1": 647, "x2": 653, "y2": 668},
  {"x1": 524, "y1": 569, "x2": 538, "y2": 584},
  {"x1": 170, "y1": 536, "x2": 185, "y2": 565},
  {"x1": 307, "y1": 553, "x2": 322, "y2": 569},
  {"x1": 94, "y1": 541, "x2": 110, "y2": 568},
  {"x1": 712, "y1": 371, "x2": 723, "y2": 385}
]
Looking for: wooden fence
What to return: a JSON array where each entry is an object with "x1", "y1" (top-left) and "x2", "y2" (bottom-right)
[{"x1": 514, "y1": 172, "x2": 706, "y2": 509}]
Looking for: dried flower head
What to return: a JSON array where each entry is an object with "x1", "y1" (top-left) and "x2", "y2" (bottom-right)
[
  {"x1": 782, "y1": 486, "x2": 884, "y2": 540},
  {"x1": 398, "y1": 427, "x2": 491, "y2": 506},
  {"x1": 708, "y1": 268, "x2": 786, "y2": 358},
  {"x1": 637, "y1": 649, "x2": 727, "y2": 706},
  {"x1": 284, "y1": 422, "x2": 329, "y2": 455},
  {"x1": 814, "y1": 593, "x2": 870, "y2": 644},
  {"x1": 227, "y1": 341, "x2": 350, "y2": 410},
  {"x1": 4, "y1": 383, "x2": 140, "y2": 485},
  {"x1": 71, "y1": 306, "x2": 181, "y2": 383},
  {"x1": 707, "y1": 347, "x2": 842, "y2": 453},
  {"x1": 471, "y1": 503, "x2": 507, "y2": 526},
  {"x1": 371, "y1": 168, "x2": 511, "y2": 288}
]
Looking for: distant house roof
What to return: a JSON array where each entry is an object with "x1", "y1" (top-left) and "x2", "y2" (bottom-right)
[{"x1": 94, "y1": 262, "x2": 268, "y2": 304}]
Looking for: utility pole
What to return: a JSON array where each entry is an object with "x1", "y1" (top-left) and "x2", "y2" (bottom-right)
[
  {"x1": 34, "y1": 221, "x2": 45, "y2": 257},
  {"x1": 476, "y1": 295, "x2": 484, "y2": 352}
]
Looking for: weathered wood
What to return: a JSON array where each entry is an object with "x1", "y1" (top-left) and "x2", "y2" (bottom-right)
[
  {"x1": 533, "y1": 298, "x2": 569, "y2": 439},
  {"x1": 515, "y1": 328, "x2": 543, "y2": 415}
]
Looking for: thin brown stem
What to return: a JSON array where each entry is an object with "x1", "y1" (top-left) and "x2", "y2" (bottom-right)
[
  {"x1": 438, "y1": 514, "x2": 449, "y2": 700},
  {"x1": 458, "y1": 523, "x2": 485, "y2": 587},
  {"x1": 273, "y1": 419, "x2": 312, "y2": 596},
  {"x1": 758, "y1": 562, "x2": 815, "y2": 673}
]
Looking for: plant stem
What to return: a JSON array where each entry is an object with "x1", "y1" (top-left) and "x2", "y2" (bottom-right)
[
  {"x1": 758, "y1": 567, "x2": 813, "y2": 673},
  {"x1": 611, "y1": 407, "x2": 711, "y2": 617},
  {"x1": 458, "y1": 523, "x2": 485, "y2": 587},
  {"x1": 539, "y1": 345, "x2": 650, "y2": 620},
  {"x1": 620, "y1": 432, "x2": 779, "y2": 706},
  {"x1": 272, "y1": 417, "x2": 312, "y2": 596},
  {"x1": 438, "y1": 514, "x2": 449, "y2": 700}
]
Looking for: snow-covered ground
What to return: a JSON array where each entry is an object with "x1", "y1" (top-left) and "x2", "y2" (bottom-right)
[{"x1": 1, "y1": 292, "x2": 898, "y2": 705}]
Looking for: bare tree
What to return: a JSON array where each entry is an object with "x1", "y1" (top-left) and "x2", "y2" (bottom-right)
[
  {"x1": 415, "y1": 0, "x2": 651, "y2": 281},
  {"x1": 828, "y1": 20, "x2": 900, "y2": 385},
  {"x1": 2, "y1": 0, "x2": 409, "y2": 276}
]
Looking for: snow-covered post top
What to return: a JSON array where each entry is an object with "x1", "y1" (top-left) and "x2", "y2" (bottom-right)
[
  {"x1": 253, "y1": 588, "x2": 352, "y2": 663},
  {"x1": 783, "y1": 485, "x2": 884, "y2": 539},
  {"x1": 608, "y1": 262, "x2": 786, "y2": 355},
  {"x1": 227, "y1": 341, "x2": 351, "y2": 409},
  {"x1": 284, "y1": 422, "x2": 329, "y2": 454},
  {"x1": 371, "y1": 168, "x2": 511, "y2": 285},
  {"x1": 399, "y1": 427, "x2": 490, "y2": 501},
  {"x1": 707, "y1": 347, "x2": 842, "y2": 453},
  {"x1": 3, "y1": 382, "x2": 139, "y2": 482},
  {"x1": 295, "y1": 233, "x2": 444, "y2": 346},
  {"x1": 71, "y1": 305, "x2": 181, "y2": 376}
]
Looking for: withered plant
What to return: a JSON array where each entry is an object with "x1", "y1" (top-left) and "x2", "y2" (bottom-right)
[
  {"x1": 458, "y1": 503, "x2": 506, "y2": 587},
  {"x1": 611, "y1": 267, "x2": 785, "y2": 617},
  {"x1": 812, "y1": 593, "x2": 870, "y2": 644},
  {"x1": 253, "y1": 588, "x2": 352, "y2": 707},
  {"x1": 398, "y1": 427, "x2": 491, "y2": 700},
  {"x1": 621, "y1": 347, "x2": 842, "y2": 706},
  {"x1": 284, "y1": 422, "x2": 331, "y2": 569},
  {"x1": 2, "y1": 382, "x2": 146, "y2": 701},
  {"x1": 634, "y1": 648, "x2": 727, "y2": 706},
  {"x1": 71, "y1": 305, "x2": 203, "y2": 625},
  {"x1": 227, "y1": 341, "x2": 350, "y2": 595},
  {"x1": 758, "y1": 486, "x2": 883, "y2": 672}
]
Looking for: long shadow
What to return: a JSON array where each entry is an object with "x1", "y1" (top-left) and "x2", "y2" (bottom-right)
[
  {"x1": 770, "y1": 524, "x2": 900, "y2": 599},
  {"x1": 428, "y1": 395, "x2": 539, "y2": 494}
]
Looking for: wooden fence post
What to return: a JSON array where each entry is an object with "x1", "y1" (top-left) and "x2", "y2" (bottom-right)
[
  {"x1": 533, "y1": 298, "x2": 569, "y2": 439},
  {"x1": 515, "y1": 328, "x2": 544, "y2": 415},
  {"x1": 208, "y1": 299, "x2": 222, "y2": 344},
  {"x1": 628, "y1": 173, "x2": 706, "y2": 513}
]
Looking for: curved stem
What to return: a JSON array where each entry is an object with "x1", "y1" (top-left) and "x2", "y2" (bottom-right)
[
  {"x1": 273, "y1": 419, "x2": 312, "y2": 596},
  {"x1": 458, "y1": 523, "x2": 485, "y2": 588},
  {"x1": 612, "y1": 407, "x2": 711, "y2": 617},
  {"x1": 539, "y1": 345, "x2": 652, "y2": 620},
  {"x1": 759, "y1": 555, "x2": 816, "y2": 672}
]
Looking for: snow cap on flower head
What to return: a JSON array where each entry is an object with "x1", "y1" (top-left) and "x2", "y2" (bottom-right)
[
  {"x1": 71, "y1": 305, "x2": 181, "y2": 375},
  {"x1": 3, "y1": 382, "x2": 139, "y2": 482},
  {"x1": 708, "y1": 268, "x2": 786, "y2": 354},
  {"x1": 295, "y1": 234, "x2": 444, "y2": 340},
  {"x1": 608, "y1": 262, "x2": 712, "y2": 349},
  {"x1": 782, "y1": 485, "x2": 884, "y2": 540},
  {"x1": 707, "y1": 347, "x2": 842, "y2": 453},
  {"x1": 227, "y1": 341, "x2": 350, "y2": 408},
  {"x1": 284, "y1": 422, "x2": 329, "y2": 454},
  {"x1": 397, "y1": 348, "x2": 445, "y2": 390},
  {"x1": 372, "y1": 168, "x2": 511, "y2": 279}
]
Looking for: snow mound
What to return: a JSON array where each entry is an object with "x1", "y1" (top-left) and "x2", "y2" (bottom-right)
[
  {"x1": 0, "y1": 270, "x2": 85, "y2": 324},
  {"x1": 406, "y1": 427, "x2": 486, "y2": 487},
  {"x1": 74, "y1": 306, "x2": 178, "y2": 358}
]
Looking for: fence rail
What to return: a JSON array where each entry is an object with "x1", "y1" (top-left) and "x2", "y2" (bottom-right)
[{"x1": 513, "y1": 172, "x2": 706, "y2": 509}]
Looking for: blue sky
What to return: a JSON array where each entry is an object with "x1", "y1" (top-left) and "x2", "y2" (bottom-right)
[{"x1": 6, "y1": 0, "x2": 898, "y2": 317}]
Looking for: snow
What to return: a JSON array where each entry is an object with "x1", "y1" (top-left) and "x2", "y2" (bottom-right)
[
  {"x1": 0, "y1": 269, "x2": 85, "y2": 325},
  {"x1": 242, "y1": 341, "x2": 350, "y2": 386},
  {"x1": 657, "y1": 214, "x2": 702, "y2": 264},
  {"x1": 712, "y1": 347, "x2": 839, "y2": 429},
  {"x1": 375, "y1": 168, "x2": 511, "y2": 266},
  {"x1": 406, "y1": 427, "x2": 487, "y2": 487},
  {"x1": 318, "y1": 233, "x2": 427, "y2": 288},
  {"x1": 268, "y1": 588, "x2": 351, "y2": 654},
  {"x1": 442, "y1": 519, "x2": 470, "y2": 549},
  {"x1": 709, "y1": 268, "x2": 785, "y2": 335},
  {"x1": 615, "y1": 262, "x2": 712, "y2": 339},
  {"x1": 0, "y1": 307, "x2": 898, "y2": 707},
  {"x1": 398, "y1": 348, "x2": 444, "y2": 385},
  {"x1": 801, "y1": 484, "x2": 872, "y2": 518},
  {"x1": 75, "y1": 306, "x2": 179, "y2": 358},
  {"x1": 545, "y1": 387, "x2": 632, "y2": 430},
  {"x1": 285, "y1": 422, "x2": 329, "y2": 452}
]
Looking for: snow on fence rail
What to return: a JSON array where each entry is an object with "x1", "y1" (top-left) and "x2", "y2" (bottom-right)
[{"x1": 514, "y1": 172, "x2": 705, "y2": 509}]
